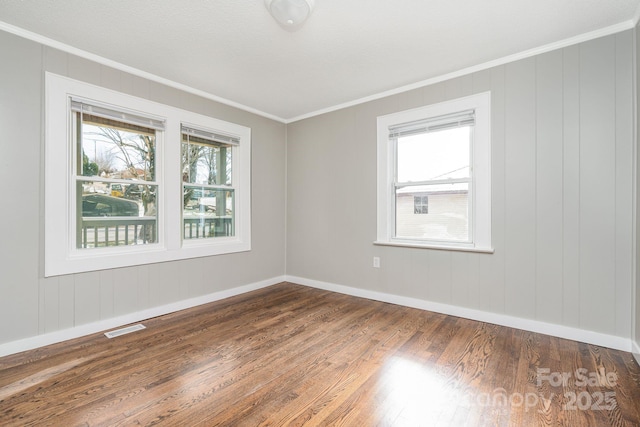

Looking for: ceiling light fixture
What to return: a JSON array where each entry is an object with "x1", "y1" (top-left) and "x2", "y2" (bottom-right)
[{"x1": 264, "y1": 0, "x2": 315, "y2": 31}]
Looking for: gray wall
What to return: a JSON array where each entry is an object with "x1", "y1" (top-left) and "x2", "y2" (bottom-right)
[
  {"x1": 0, "y1": 30, "x2": 287, "y2": 345},
  {"x1": 287, "y1": 31, "x2": 635, "y2": 340}
]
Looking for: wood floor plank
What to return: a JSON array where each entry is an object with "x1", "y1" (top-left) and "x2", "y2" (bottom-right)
[{"x1": 0, "y1": 282, "x2": 639, "y2": 426}]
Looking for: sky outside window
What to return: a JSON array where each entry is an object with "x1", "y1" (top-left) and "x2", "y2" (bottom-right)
[{"x1": 397, "y1": 126, "x2": 470, "y2": 182}]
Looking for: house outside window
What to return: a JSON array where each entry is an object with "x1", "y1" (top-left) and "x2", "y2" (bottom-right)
[{"x1": 376, "y1": 92, "x2": 492, "y2": 252}]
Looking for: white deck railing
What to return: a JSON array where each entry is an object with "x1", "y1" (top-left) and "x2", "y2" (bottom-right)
[{"x1": 80, "y1": 216, "x2": 233, "y2": 248}]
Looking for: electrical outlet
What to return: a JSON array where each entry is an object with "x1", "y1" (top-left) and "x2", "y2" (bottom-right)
[{"x1": 373, "y1": 256, "x2": 380, "y2": 268}]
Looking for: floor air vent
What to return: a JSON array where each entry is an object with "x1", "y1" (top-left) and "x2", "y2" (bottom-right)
[{"x1": 104, "y1": 324, "x2": 146, "y2": 339}]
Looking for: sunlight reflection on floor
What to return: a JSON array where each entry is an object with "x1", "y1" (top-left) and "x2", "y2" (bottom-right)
[{"x1": 378, "y1": 356, "x2": 472, "y2": 425}]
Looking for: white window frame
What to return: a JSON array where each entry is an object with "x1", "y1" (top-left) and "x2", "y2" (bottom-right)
[
  {"x1": 376, "y1": 92, "x2": 492, "y2": 253},
  {"x1": 45, "y1": 73, "x2": 251, "y2": 276}
]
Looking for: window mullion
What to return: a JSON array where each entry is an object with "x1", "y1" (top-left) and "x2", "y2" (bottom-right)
[{"x1": 395, "y1": 177, "x2": 471, "y2": 188}]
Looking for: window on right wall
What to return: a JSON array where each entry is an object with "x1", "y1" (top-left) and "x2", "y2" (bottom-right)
[{"x1": 376, "y1": 92, "x2": 492, "y2": 252}]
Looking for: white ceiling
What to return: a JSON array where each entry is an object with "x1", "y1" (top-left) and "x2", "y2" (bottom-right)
[{"x1": 1, "y1": 0, "x2": 639, "y2": 122}]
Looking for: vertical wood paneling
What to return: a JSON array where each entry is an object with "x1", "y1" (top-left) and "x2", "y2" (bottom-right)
[
  {"x1": 445, "y1": 75, "x2": 473, "y2": 100},
  {"x1": 579, "y1": 36, "x2": 617, "y2": 333},
  {"x1": 67, "y1": 55, "x2": 101, "y2": 85},
  {"x1": 409, "y1": 250, "x2": 430, "y2": 301},
  {"x1": 100, "y1": 65, "x2": 121, "y2": 91},
  {"x1": 42, "y1": 277, "x2": 59, "y2": 333},
  {"x1": 478, "y1": 66, "x2": 507, "y2": 314},
  {"x1": 504, "y1": 58, "x2": 537, "y2": 319},
  {"x1": 74, "y1": 272, "x2": 101, "y2": 325},
  {"x1": 181, "y1": 258, "x2": 205, "y2": 298},
  {"x1": 562, "y1": 45, "x2": 581, "y2": 328},
  {"x1": 467, "y1": 254, "x2": 481, "y2": 309},
  {"x1": 397, "y1": 88, "x2": 424, "y2": 110},
  {"x1": 130, "y1": 75, "x2": 150, "y2": 99},
  {"x1": 43, "y1": 47, "x2": 68, "y2": 76},
  {"x1": 426, "y1": 251, "x2": 452, "y2": 303},
  {"x1": 471, "y1": 69, "x2": 491, "y2": 93},
  {"x1": 614, "y1": 31, "x2": 634, "y2": 337},
  {"x1": 58, "y1": 276, "x2": 75, "y2": 329},
  {"x1": 99, "y1": 269, "x2": 114, "y2": 320},
  {"x1": 382, "y1": 247, "x2": 412, "y2": 297},
  {"x1": 535, "y1": 50, "x2": 564, "y2": 324},
  {"x1": 451, "y1": 252, "x2": 474, "y2": 308},
  {"x1": 137, "y1": 265, "x2": 150, "y2": 310},
  {"x1": 155, "y1": 262, "x2": 182, "y2": 305},
  {"x1": 421, "y1": 82, "x2": 447, "y2": 106},
  {"x1": 113, "y1": 267, "x2": 138, "y2": 316},
  {"x1": 147, "y1": 264, "x2": 161, "y2": 308},
  {"x1": 38, "y1": 279, "x2": 46, "y2": 334},
  {"x1": 0, "y1": 32, "x2": 42, "y2": 342}
]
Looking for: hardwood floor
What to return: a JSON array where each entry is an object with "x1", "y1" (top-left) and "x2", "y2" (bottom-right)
[{"x1": 1, "y1": 282, "x2": 639, "y2": 426}]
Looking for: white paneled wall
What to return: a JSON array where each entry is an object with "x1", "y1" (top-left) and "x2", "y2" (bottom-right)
[{"x1": 287, "y1": 31, "x2": 635, "y2": 341}]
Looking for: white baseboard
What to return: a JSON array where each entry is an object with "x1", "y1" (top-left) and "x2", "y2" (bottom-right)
[
  {"x1": 0, "y1": 276, "x2": 285, "y2": 358},
  {"x1": 1, "y1": 275, "x2": 633, "y2": 358},
  {"x1": 633, "y1": 341, "x2": 640, "y2": 366},
  {"x1": 286, "y1": 275, "x2": 633, "y2": 353}
]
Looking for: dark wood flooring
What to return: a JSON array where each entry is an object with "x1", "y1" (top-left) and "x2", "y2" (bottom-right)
[{"x1": 1, "y1": 282, "x2": 639, "y2": 426}]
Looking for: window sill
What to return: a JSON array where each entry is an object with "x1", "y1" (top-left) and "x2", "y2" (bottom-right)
[{"x1": 373, "y1": 240, "x2": 494, "y2": 254}]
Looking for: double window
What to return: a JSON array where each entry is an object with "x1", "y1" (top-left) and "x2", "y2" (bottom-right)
[
  {"x1": 376, "y1": 92, "x2": 492, "y2": 252},
  {"x1": 45, "y1": 73, "x2": 251, "y2": 276}
]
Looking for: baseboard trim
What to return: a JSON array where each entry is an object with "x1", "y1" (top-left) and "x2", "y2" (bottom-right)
[
  {"x1": 0, "y1": 276, "x2": 285, "y2": 358},
  {"x1": 286, "y1": 275, "x2": 633, "y2": 353},
  {"x1": 633, "y1": 341, "x2": 640, "y2": 366},
  {"x1": 2, "y1": 275, "x2": 632, "y2": 358}
]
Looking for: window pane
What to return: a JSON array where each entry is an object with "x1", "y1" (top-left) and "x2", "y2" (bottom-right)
[
  {"x1": 413, "y1": 195, "x2": 428, "y2": 214},
  {"x1": 183, "y1": 185, "x2": 234, "y2": 239},
  {"x1": 182, "y1": 134, "x2": 232, "y2": 186},
  {"x1": 78, "y1": 113, "x2": 156, "y2": 182},
  {"x1": 397, "y1": 126, "x2": 470, "y2": 182},
  {"x1": 77, "y1": 181, "x2": 158, "y2": 248},
  {"x1": 396, "y1": 183, "x2": 469, "y2": 242}
]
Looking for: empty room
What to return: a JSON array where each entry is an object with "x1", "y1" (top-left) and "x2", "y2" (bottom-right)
[{"x1": 1, "y1": 1, "x2": 640, "y2": 425}]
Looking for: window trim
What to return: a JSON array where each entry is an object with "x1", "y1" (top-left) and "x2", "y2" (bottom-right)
[
  {"x1": 375, "y1": 92, "x2": 492, "y2": 253},
  {"x1": 45, "y1": 73, "x2": 251, "y2": 277}
]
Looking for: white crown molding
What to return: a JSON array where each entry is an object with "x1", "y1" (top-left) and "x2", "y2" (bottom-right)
[
  {"x1": 0, "y1": 18, "x2": 636, "y2": 123},
  {"x1": 0, "y1": 21, "x2": 288, "y2": 124},
  {"x1": 633, "y1": 1, "x2": 640, "y2": 28},
  {"x1": 0, "y1": 276, "x2": 285, "y2": 358},
  {"x1": 286, "y1": 275, "x2": 633, "y2": 353},
  {"x1": 286, "y1": 20, "x2": 637, "y2": 123}
]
